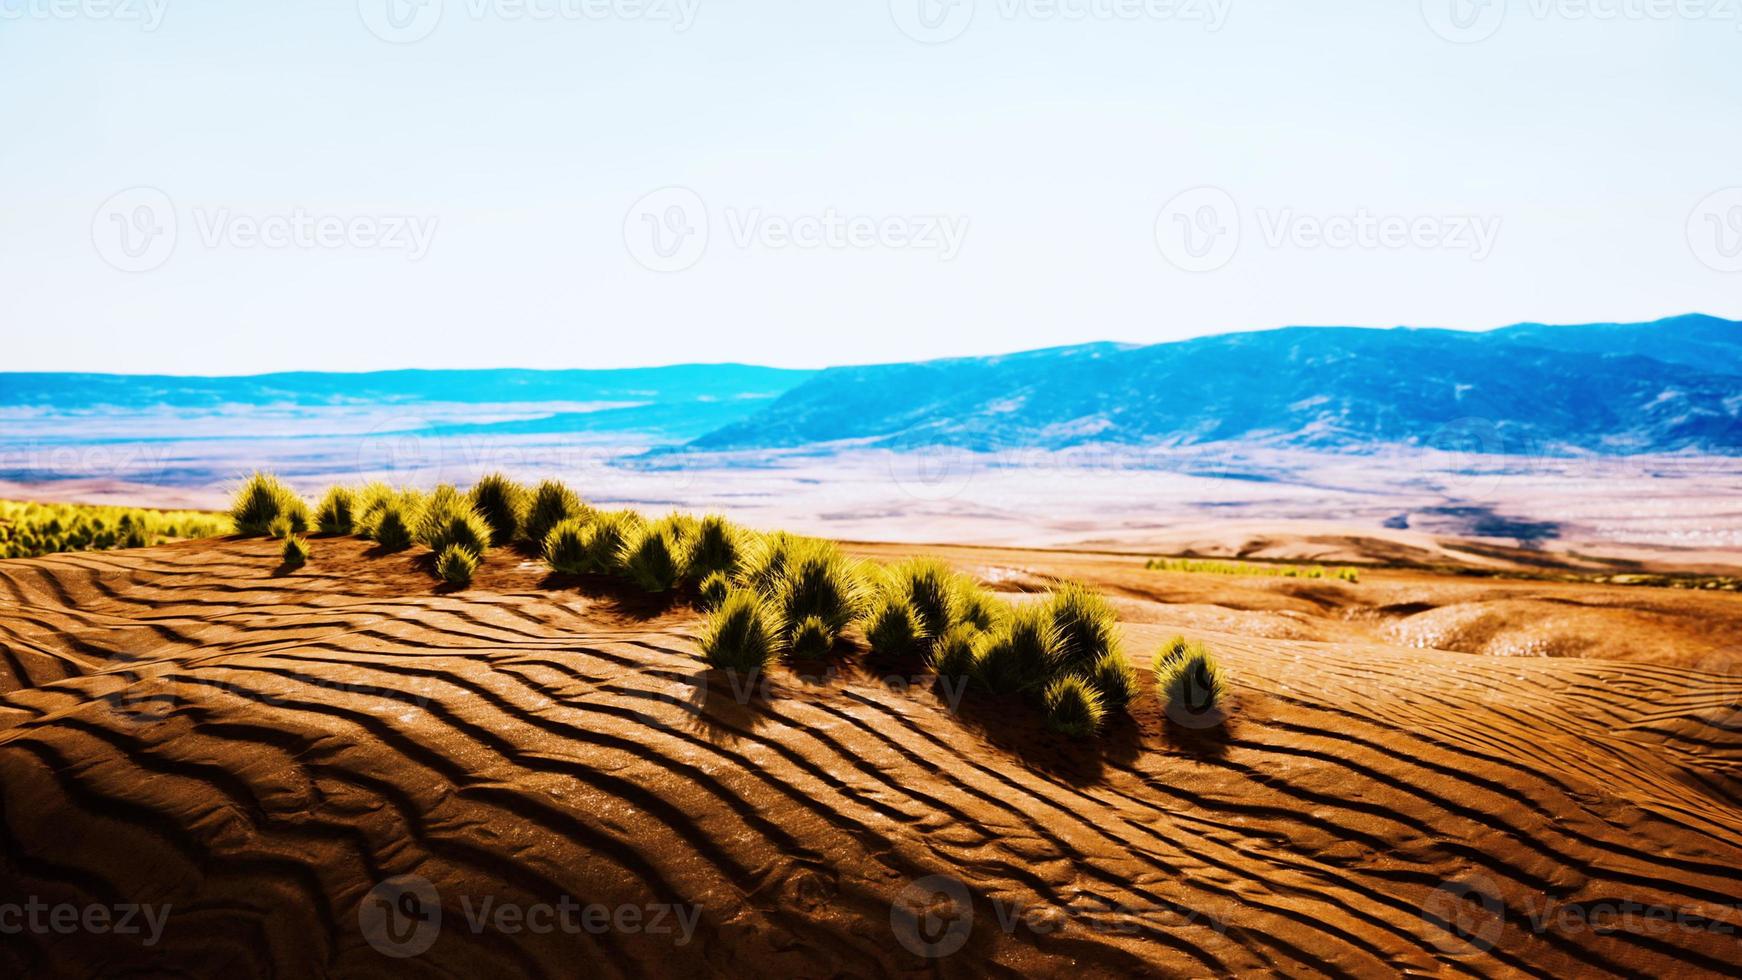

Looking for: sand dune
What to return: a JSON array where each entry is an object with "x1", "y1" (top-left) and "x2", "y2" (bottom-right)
[{"x1": 2, "y1": 538, "x2": 1740, "y2": 977}]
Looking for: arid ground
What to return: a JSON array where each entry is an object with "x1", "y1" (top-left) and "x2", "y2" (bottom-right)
[{"x1": 2, "y1": 532, "x2": 1739, "y2": 977}]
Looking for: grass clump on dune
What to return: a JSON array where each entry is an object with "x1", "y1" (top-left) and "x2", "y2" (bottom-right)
[
  {"x1": 884, "y1": 558, "x2": 960, "y2": 641},
  {"x1": 698, "y1": 570, "x2": 733, "y2": 611},
  {"x1": 230, "y1": 472, "x2": 308, "y2": 537},
  {"x1": 1045, "y1": 581, "x2": 1120, "y2": 674},
  {"x1": 1089, "y1": 651, "x2": 1140, "y2": 710},
  {"x1": 372, "y1": 501, "x2": 417, "y2": 551},
  {"x1": 280, "y1": 534, "x2": 309, "y2": 569},
  {"x1": 468, "y1": 473, "x2": 529, "y2": 547},
  {"x1": 314, "y1": 486, "x2": 357, "y2": 535},
  {"x1": 436, "y1": 544, "x2": 479, "y2": 587},
  {"x1": 621, "y1": 517, "x2": 685, "y2": 592},
  {"x1": 685, "y1": 515, "x2": 744, "y2": 580},
  {"x1": 583, "y1": 510, "x2": 644, "y2": 575},
  {"x1": 786, "y1": 615, "x2": 835, "y2": 659},
  {"x1": 769, "y1": 541, "x2": 870, "y2": 656},
  {"x1": 415, "y1": 485, "x2": 492, "y2": 559},
  {"x1": 542, "y1": 517, "x2": 591, "y2": 575},
  {"x1": 864, "y1": 595, "x2": 929, "y2": 658},
  {"x1": 521, "y1": 479, "x2": 587, "y2": 550},
  {"x1": 971, "y1": 602, "x2": 1060, "y2": 695},
  {"x1": 930, "y1": 622, "x2": 981, "y2": 680},
  {"x1": 739, "y1": 531, "x2": 807, "y2": 596},
  {"x1": 952, "y1": 582, "x2": 1004, "y2": 632},
  {"x1": 1043, "y1": 675, "x2": 1107, "y2": 737},
  {"x1": 1154, "y1": 637, "x2": 1227, "y2": 719},
  {"x1": 699, "y1": 589, "x2": 777, "y2": 673}
]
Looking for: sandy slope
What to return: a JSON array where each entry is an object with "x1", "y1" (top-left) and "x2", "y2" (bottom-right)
[{"x1": 1, "y1": 539, "x2": 1739, "y2": 977}]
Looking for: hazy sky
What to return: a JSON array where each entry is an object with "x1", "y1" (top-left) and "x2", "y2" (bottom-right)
[{"x1": 2, "y1": 0, "x2": 1738, "y2": 374}]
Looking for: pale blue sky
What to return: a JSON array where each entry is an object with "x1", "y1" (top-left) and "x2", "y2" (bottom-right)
[{"x1": 2, "y1": 0, "x2": 1738, "y2": 373}]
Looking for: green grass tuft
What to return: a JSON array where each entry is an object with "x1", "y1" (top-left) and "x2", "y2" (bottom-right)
[
  {"x1": 542, "y1": 517, "x2": 590, "y2": 575},
  {"x1": 584, "y1": 510, "x2": 644, "y2": 575},
  {"x1": 415, "y1": 485, "x2": 492, "y2": 558},
  {"x1": 373, "y1": 504, "x2": 415, "y2": 551},
  {"x1": 738, "y1": 531, "x2": 809, "y2": 596},
  {"x1": 314, "y1": 486, "x2": 357, "y2": 535},
  {"x1": 885, "y1": 558, "x2": 959, "y2": 640},
  {"x1": 685, "y1": 515, "x2": 744, "y2": 579},
  {"x1": 436, "y1": 544, "x2": 480, "y2": 586},
  {"x1": 1045, "y1": 581, "x2": 1121, "y2": 674},
  {"x1": 697, "y1": 570, "x2": 733, "y2": 612},
  {"x1": 468, "y1": 473, "x2": 529, "y2": 547},
  {"x1": 952, "y1": 582, "x2": 1004, "y2": 632},
  {"x1": 786, "y1": 615, "x2": 835, "y2": 659},
  {"x1": 864, "y1": 595, "x2": 928, "y2": 657},
  {"x1": 1088, "y1": 650, "x2": 1139, "y2": 710},
  {"x1": 230, "y1": 472, "x2": 308, "y2": 537},
  {"x1": 930, "y1": 622, "x2": 981, "y2": 679},
  {"x1": 699, "y1": 589, "x2": 777, "y2": 673},
  {"x1": 771, "y1": 541, "x2": 869, "y2": 650},
  {"x1": 521, "y1": 479, "x2": 587, "y2": 549},
  {"x1": 1043, "y1": 675, "x2": 1107, "y2": 737},
  {"x1": 280, "y1": 534, "x2": 309, "y2": 568},
  {"x1": 621, "y1": 517, "x2": 684, "y2": 592},
  {"x1": 1154, "y1": 639, "x2": 1227, "y2": 718},
  {"x1": 267, "y1": 516, "x2": 295, "y2": 541},
  {"x1": 971, "y1": 602, "x2": 1060, "y2": 695}
]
